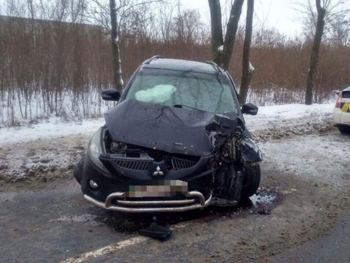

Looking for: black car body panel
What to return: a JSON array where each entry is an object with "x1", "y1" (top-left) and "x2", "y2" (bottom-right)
[{"x1": 105, "y1": 99, "x2": 240, "y2": 156}]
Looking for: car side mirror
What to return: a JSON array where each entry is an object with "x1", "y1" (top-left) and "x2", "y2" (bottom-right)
[
  {"x1": 102, "y1": 89, "x2": 121, "y2": 101},
  {"x1": 241, "y1": 103, "x2": 258, "y2": 115}
]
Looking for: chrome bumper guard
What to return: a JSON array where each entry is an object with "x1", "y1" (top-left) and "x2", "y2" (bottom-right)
[{"x1": 84, "y1": 191, "x2": 212, "y2": 213}]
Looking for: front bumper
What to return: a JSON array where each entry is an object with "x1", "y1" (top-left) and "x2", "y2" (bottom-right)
[
  {"x1": 84, "y1": 190, "x2": 212, "y2": 213},
  {"x1": 80, "y1": 154, "x2": 213, "y2": 213}
]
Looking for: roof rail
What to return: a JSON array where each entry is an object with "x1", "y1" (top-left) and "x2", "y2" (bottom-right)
[
  {"x1": 143, "y1": 55, "x2": 163, "y2": 65},
  {"x1": 206, "y1": 61, "x2": 224, "y2": 74}
]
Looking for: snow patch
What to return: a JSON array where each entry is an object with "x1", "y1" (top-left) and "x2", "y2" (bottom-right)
[
  {"x1": 0, "y1": 117, "x2": 104, "y2": 146},
  {"x1": 250, "y1": 191, "x2": 277, "y2": 206},
  {"x1": 249, "y1": 62, "x2": 255, "y2": 71},
  {"x1": 259, "y1": 134, "x2": 349, "y2": 185},
  {"x1": 244, "y1": 103, "x2": 334, "y2": 141},
  {"x1": 50, "y1": 214, "x2": 101, "y2": 225}
]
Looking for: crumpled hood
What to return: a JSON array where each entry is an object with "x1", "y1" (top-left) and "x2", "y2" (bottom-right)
[{"x1": 104, "y1": 99, "x2": 239, "y2": 156}]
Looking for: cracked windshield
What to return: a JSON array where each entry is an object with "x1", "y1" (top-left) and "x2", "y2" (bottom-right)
[{"x1": 126, "y1": 69, "x2": 237, "y2": 113}]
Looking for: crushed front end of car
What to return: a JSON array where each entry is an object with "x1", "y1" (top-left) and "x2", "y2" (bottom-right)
[{"x1": 76, "y1": 99, "x2": 262, "y2": 213}]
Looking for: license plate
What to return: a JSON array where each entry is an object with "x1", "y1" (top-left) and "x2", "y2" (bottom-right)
[{"x1": 129, "y1": 180, "x2": 188, "y2": 198}]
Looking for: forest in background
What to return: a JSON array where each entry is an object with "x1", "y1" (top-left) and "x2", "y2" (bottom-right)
[{"x1": 0, "y1": 0, "x2": 349, "y2": 127}]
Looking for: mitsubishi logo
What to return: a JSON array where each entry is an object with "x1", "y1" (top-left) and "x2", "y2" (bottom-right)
[{"x1": 153, "y1": 166, "x2": 164, "y2": 176}]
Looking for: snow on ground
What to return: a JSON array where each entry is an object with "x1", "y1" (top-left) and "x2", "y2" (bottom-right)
[
  {"x1": 244, "y1": 103, "x2": 335, "y2": 141},
  {"x1": 259, "y1": 133, "x2": 349, "y2": 186},
  {"x1": 0, "y1": 117, "x2": 105, "y2": 146},
  {"x1": 251, "y1": 103, "x2": 333, "y2": 121},
  {"x1": 0, "y1": 102, "x2": 338, "y2": 182}
]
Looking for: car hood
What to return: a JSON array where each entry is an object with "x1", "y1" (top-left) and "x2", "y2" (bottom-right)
[{"x1": 104, "y1": 99, "x2": 239, "y2": 156}]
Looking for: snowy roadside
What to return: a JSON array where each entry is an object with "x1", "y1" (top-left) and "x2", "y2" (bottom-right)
[
  {"x1": 245, "y1": 103, "x2": 335, "y2": 141},
  {"x1": 0, "y1": 103, "x2": 336, "y2": 182},
  {"x1": 0, "y1": 117, "x2": 105, "y2": 146}
]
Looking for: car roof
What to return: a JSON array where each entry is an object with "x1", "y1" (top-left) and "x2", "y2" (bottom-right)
[
  {"x1": 344, "y1": 86, "x2": 350, "y2": 92},
  {"x1": 142, "y1": 58, "x2": 220, "y2": 74}
]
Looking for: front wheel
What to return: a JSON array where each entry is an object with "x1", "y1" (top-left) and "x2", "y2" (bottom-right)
[
  {"x1": 241, "y1": 163, "x2": 261, "y2": 199},
  {"x1": 338, "y1": 125, "x2": 350, "y2": 134}
]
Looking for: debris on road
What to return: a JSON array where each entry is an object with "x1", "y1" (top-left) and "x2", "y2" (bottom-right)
[
  {"x1": 138, "y1": 217, "x2": 172, "y2": 241},
  {"x1": 257, "y1": 204, "x2": 271, "y2": 215}
]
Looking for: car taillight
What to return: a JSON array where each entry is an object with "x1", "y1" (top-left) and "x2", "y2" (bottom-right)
[{"x1": 335, "y1": 94, "x2": 342, "y2": 108}]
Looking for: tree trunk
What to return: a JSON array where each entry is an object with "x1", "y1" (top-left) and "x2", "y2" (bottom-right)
[
  {"x1": 239, "y1": 0, "x2": 254, "y2": 105},
  {"x1": 222, "y1": 0, "x2": 244, "y2": 70},
  {"x1": 208, "y1": 0, "x2": 224, "y2": 65},
  {"x1": 305, "y1": 0, "x2": 326, "y2": 105},
  {"x1": 110, "y1": 0, "x2": 124, "y2": 92},
  {"x1": 208, "y1": 0, "x2": 244, "y2": 70}
]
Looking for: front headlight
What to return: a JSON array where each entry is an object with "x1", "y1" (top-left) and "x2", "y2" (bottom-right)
[{"x1": 88, "y1": 127, "x2": 110, "y2": 173}]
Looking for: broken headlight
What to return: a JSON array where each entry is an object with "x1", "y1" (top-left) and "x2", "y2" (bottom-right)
[
  {"x1": 88, "y1": 127, "x2": 109, "y2": 173},
  {"x1": 111, "y1": 141, "x2": 127, "y2": 152}
]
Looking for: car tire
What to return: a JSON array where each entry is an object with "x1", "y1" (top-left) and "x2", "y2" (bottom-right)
[
  {"x1": 74, "y1": 155, "x2": 85, "y2": 184},
  {"x1": 338, "y1": 125, "x2": 350, "y2": 134},
  {"x1": 241, "y1": 163, "x2": 261, "y2": 199}
]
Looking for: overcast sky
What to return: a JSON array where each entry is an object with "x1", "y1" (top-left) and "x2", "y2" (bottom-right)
[{"x1": 180, "y1": 0, "x2": 350, "y2": 37}]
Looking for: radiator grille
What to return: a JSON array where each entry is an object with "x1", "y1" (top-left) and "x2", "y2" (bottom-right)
[
  {"x1": 115, "y1": 160, "x2": 152, "y2": 171},
  {"x1": 171, "y1": 158, "x2": 197, "y2": 170}
]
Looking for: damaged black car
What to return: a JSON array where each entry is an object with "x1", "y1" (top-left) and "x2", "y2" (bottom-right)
[{"x1": 74, "y1": 56, "x2": 262, "y2": 213}]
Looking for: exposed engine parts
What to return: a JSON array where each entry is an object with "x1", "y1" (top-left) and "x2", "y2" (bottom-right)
[{"x1": 206, "y1": 114, "x2": 262, "y2": 206}]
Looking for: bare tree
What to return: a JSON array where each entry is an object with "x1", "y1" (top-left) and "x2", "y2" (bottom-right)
[
  {"x1": 109, "y1": 0, "x2": 123, "y2": 91},
  {"x1": 239, "y1": 0, "x2": 254, "y2": 105},
  {"x1": 329, "y1": 16, "x2": 350, "y2": 46},
  {"x1": 208, "y1": 0, "x2": 244, "y2": 70},
  {"x1": 157, "y1": 1, "x2": 176, "y2": 42},
  {"x1": 305, "y1": 0, "x2": 326, "y2": 105},
  {"x1": 27, "y1": 0, "x2": 36, "y2": 49},
  {"x1": 296, "y1": 0, "x2": 348, "y2": 104},
  {"x1": 92, "y1": 0, "x2": 163, "y2": 91}
]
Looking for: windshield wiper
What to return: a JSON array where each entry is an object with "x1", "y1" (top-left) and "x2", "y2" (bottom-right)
[{"x1": 173, "y1": 104, "x2": 204, "y2": 112}]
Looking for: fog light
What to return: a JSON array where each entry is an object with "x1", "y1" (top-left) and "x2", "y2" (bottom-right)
[{"x1": 89, "y1": 180, "x2": 98, "y2": 189}]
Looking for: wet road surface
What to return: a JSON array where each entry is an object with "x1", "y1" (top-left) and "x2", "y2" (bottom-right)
[{"x1": 1, "y1": 133, "x2": 349, "y2": 263}]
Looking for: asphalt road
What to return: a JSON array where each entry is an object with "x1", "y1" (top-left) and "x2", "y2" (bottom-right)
[
  {"x1": 1, "y1": 133, "x2": 349, "y2": 263},
  {"x1": 274, "y1": 207, "x2": 350, "y2": 263}
]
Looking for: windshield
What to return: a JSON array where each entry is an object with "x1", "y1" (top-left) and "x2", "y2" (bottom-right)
[{"x1": 125, "y1": 68, "x2": 238, "y2": 113}]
